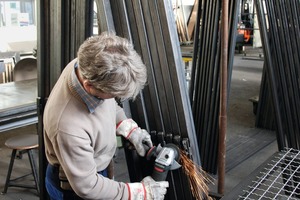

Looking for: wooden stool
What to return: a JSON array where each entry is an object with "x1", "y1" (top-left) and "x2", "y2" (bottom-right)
[{"x1": 1, "y1": 134, "x2": 39, "y2": 195}]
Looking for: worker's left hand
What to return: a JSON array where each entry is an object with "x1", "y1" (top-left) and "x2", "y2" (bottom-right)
[
  {"x1": 142, "y1": 176, "x2": 169, "y2": 200},
  {"x1": 126, "y1": 176, "x2": 168, "y2": 200},
  {"x1": 116, "y1": 119, "x2": 153, "y2": 156}
]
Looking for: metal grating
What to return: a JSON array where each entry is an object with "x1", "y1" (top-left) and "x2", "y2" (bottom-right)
[{"x1": 239, "y1": 148, "x2": 300, "y2": 200}]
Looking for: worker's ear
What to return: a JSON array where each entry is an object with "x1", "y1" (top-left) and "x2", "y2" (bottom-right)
[{"x1": 83, "y1": 80, "x2": 93, "y2": 93}]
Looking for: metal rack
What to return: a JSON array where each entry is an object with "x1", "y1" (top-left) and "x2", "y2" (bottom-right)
[{"x1": 237, "y1": 148, "x2": 300, "y2": 199}]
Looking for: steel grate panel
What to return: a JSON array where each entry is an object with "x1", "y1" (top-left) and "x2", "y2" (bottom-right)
[{"x1": 238, "y1": 148, "x2": 300, "y2": 200}]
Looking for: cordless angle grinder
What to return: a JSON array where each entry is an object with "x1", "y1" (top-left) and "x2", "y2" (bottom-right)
[{"x1": 146, "y1": 143, "x2": 181, "y2": 181}]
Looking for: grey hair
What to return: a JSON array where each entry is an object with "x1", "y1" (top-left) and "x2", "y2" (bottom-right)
[{"x1": 77, "y1": 31, "x2": 147, "y2": 100}]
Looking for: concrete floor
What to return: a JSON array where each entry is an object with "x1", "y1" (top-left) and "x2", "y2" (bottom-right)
[{"x1": 0, "y1": 52, "x2": 278, "y2": 199}]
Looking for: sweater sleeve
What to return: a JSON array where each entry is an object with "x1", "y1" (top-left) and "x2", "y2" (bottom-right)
[
  {"x1": 116, "y1": 104, "x2": 128, "y2": 125},
  {"x1": 54, "y1": 130, "x2": 129, "y2": 200}
]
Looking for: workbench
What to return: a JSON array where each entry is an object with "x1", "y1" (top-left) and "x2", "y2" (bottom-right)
[{"x1": 0, "y1": 79, "x2": 38, "y2": 132}]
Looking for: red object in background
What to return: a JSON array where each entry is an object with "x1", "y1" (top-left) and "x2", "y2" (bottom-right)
[{"x1": 237, "y1": 23, "x2": 251, "y2": 43}]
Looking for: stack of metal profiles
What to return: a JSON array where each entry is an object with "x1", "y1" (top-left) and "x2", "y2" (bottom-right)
[
  {"x1": 97, "y1": 0, "x2": 202, "y2": 199},
  {"x1": 188, "y1": 0, "x2": 240, "y2": 174},
  {"x1": 0, "y1": 103, "x2": 37, "y2": 132},
  {"x1": 255, "y1": 0, "x2": 300, "y2": 150},
  {"x1": 238, "y1": 148, "x2": 300, "y2": 199}
]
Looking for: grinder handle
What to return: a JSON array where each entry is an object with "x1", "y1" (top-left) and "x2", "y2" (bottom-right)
[{"x1": 152, "y1": 163, "x2": 171, "y2": 181}]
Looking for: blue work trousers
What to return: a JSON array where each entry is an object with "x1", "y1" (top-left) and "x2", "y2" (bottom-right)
[{"x1": 45, "y1": 164, "x2": 108, "y2": 200}]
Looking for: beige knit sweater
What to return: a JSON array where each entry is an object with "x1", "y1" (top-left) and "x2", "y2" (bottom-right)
[{"x1": 43, "y1": 59, "x2": 129, "y2": 199}]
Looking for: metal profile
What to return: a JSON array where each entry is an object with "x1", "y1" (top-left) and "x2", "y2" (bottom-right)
[
  {"x1": 95, "y1": 0, "x2": 116, "y2": 33},
  {"x1": 158, "y1": 0, "x2": 201, "y2": 163}
]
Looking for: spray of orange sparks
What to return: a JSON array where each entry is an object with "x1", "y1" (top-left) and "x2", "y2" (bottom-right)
[{"x1": 180, "y1": 150, "x2": 214, "y2": 200}]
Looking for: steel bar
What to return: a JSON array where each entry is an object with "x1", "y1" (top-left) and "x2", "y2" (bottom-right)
[
  {"x1": 208, "y1": 1, "x2": 222, "y2": 173},
  {"x1": 192, "y1": 1, "x2": 207, "y2": 117},
  {"x1": 191, "y1": 0, "x2": 207, "y2": 120},
  {"x1": 196, "y1": 0, "x2": 215, "y2": 171},
  {"x1": 274, "y1": 0, "x2": 299, "y2": 148},
  {"x1": 110, "y1": 0, "x2": 132, "y2": 40},
  {"x1": 139, "y1": 0, "x2": 173, "y2": 134},
  {"x1": 199, "y1": 0, "x2": 216, "y2": 138},
  {"x1": 277, "y1": 0, "x2": 300, "y2": 147},
  {"x1": 201, "y1": 0, "x2": 221, "y2": 172},
  {"x1": 156, "y1": 0, "x2": 201, "y2": 165},
  {"x1": 195, "y1": 0, "x2": 212, "y2": 133},
  {"x1": 218, "y1": 0, "x2": 229, "y2": 194},
  {"x1": 109, "y1": 1, "x2": 122, "y2": 34},
  {"x1": 287, "y1": 1, "x2": 300, "y2": 78},
  {"x1": 255, "y1": 0, "x2": 286, "y2": 149},
  {"x1": 95, "y1": 0, "x2": 116, "y2": 33},
  {"x1": 289, "y1": 0, "x2": 300, "y2": 61},
  {"x1": 198, "y1": 0, "x2": 214, "y2": 128},
  {"x1": 189, "y1": 0, "x2": 203, "y2": 99},
  {"x1": 256, "y1": 65, "x2": 276, "y2": 131},
  {"x1": 37, "y1": 0, "x2": 50, "y2": 197},
  {"x1": 194, "y1": 0, "x2": 212, "y2": 169},
  {"x1": 266, "y1": 0, "x2": 294, "y2": 147},
  {"x1": 193, "y1": 0, "x2": 210, "y2": 168},
  {"x1": 207, "y1": 40, "x2": 221, "y2": 174},
  {"x1": 128, "y1": 92, "x2": 150, "y2": 132},
  {"x1": 147, "y1": 0, "x2": 188, "y2": 143},
  {"x1": 130, "y1": 0, "x2": 164, "y2": 132},
  {"x1": 227, "y1": 0, "x2": 241, "y2": 92}
]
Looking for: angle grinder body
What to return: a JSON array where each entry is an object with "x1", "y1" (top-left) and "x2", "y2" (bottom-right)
[{"x1": 146, "y1": 143, "x2": 181, "y2": 181}]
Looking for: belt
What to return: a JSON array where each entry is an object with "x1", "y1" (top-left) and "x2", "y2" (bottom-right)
[{"x1": 60, "y1": 180, "x2": 73, "y2": 191}]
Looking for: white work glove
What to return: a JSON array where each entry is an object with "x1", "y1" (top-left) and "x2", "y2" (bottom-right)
[
  {"x1": 126, "y1": 176, "x2": 169, "y2": 200},
  {"x1": 117, "y1": 119, "x2": 153, "y2": 156}
]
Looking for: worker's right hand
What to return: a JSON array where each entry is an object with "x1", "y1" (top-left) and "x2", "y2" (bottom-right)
[
  {"x1": 126, "y1": 176, "x2": 169, "y2": 200},
  {"x1": 116, "y1": 119, "x2": 153, "y2": 156}
]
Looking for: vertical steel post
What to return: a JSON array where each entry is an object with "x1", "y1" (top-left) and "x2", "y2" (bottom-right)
[{"x1": 218, "y1": 0, "x2": 229, "y2": 195}]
